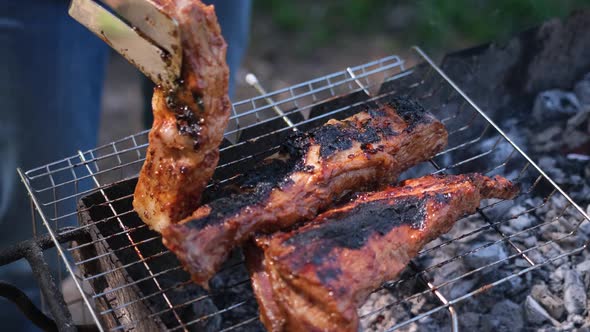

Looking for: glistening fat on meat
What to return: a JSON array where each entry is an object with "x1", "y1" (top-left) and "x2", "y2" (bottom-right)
[{"x1": 133, "y1": 0, "x2": 231, "y2": 232}]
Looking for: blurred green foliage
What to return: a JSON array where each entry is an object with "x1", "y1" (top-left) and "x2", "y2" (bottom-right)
[
  {"x1": 416, "y1": 0, "x2": 589, "y2": 46},
  {"x1": 255, "y1": 0, "x2": 589, "y2": 49}
]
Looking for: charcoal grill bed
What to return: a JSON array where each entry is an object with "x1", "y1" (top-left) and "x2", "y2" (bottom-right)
[{"x1": 18, "y1": 47, "x2": 590, "y2": 332}]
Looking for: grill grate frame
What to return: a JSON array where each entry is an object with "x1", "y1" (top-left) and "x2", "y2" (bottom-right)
[{"x1": 18, "y1": 47, "x2": 590, "y2": 332}]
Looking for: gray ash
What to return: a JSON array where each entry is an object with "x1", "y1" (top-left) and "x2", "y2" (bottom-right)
[{"x1": 358, "y1": 64, "x2": 590, "y2": 330}]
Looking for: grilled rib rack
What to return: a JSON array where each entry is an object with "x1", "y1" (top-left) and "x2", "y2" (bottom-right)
[{"x1": 18, "y1": 47, "x2": 590, "y2": 331}]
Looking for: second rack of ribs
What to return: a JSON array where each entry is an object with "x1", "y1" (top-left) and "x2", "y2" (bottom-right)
[
  {"x1": 246, "y1": 174, "x2": 519, "y2": 332},
  {"x1": 162, "y1": 96, "x2": 449, "y2": 286}
]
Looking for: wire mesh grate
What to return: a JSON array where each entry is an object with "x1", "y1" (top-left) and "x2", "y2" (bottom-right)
[{"x1": 18, "y1": 47, "x2": 590, "y2": 332}]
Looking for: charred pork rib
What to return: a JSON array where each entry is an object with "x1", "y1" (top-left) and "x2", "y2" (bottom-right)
[
  {"x1": 133, "y1": 0, "x2": 231, "y2": 232},
  {"x1": 246, "y1": 174, "x2": 519, "y2": 332},
  {"x1": 162, "y1": 97, "x2": 449, "y2": 287}
]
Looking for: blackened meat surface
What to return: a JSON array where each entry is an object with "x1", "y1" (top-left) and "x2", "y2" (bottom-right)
[
  {"x1": 246, "y1": 174, "x2": 519, "y2": 332},
  {"x1": 133, "y1": 0, "x2": 231, "y2": 232},
  {"x1": 162, "y1": 97, "x2": 448, "y2": 287},
  {"x1": 284, "y1": 197, "x2": 427, "y2": 251}
]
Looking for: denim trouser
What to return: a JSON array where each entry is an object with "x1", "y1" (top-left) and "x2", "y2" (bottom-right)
[
  {"x1": 208, "y1": 0, "x2": 251, "y2": 98},
  {"x1": 0, "y1": 0, "x2": 108, "y2": 330},
  {"x1": 0, "y1": 0, "x2": 250, "y2": 330}
]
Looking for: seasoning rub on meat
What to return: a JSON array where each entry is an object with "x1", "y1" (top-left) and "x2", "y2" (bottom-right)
[
  {"x1": 133, "y1": 0, "x2": 231, "y2": 232},
  {"x1": 246, "y1": 173, "x2": 519, "y2": 332},
  {"x1": 162, "y1": 97, "x2": 449, "y2": 287}
]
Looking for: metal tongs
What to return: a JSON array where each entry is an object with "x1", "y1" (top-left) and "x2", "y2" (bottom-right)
[{"x1": 69, "y1": 0, "x2": 182, "y2": 90}]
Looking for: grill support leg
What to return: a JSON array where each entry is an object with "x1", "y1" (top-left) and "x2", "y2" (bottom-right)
[
  {"x1": 410, "y1": 261, "x2": 460, "y2": 332},
  {"x1": 0, "y1": 281, "x2": 58, "y2": 331},
  {"x1": 24, "y1": 244, "x2": 76, "y2": 332},
  {"x1": 0, "y1": 228, "x2": 95, "y2": 332}
]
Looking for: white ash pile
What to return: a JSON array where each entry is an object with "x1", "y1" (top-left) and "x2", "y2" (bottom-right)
[
  {"x1": 492, "y1": 72, "x2": 590, "y2": 331},
  {"x1": 358, "y1": 73, "x2": 590, "y2": 332}
]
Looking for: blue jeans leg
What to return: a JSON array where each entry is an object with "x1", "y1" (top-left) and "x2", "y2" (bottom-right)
[
  {"x1": 206, "y1": 0, "x2": 252, "y2": 98},
  {"x1": 0, "y1": 0, "x2": 109, "y2": 330}
]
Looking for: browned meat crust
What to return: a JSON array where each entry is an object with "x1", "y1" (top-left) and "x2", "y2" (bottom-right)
[
  {"x1": 246, "y1": 174, "x2": 519, "y2": 332},
  {"x1": 133, "y1": 0, "x2": 231, "y2": 232},
  {"x1": 162, "y1": 97, "x2": 449, "y2": 287}
]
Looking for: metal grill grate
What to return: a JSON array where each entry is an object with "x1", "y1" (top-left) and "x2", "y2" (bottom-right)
[{"x1": 18, "y1": 47, "x2": 590, "y2": 332}]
